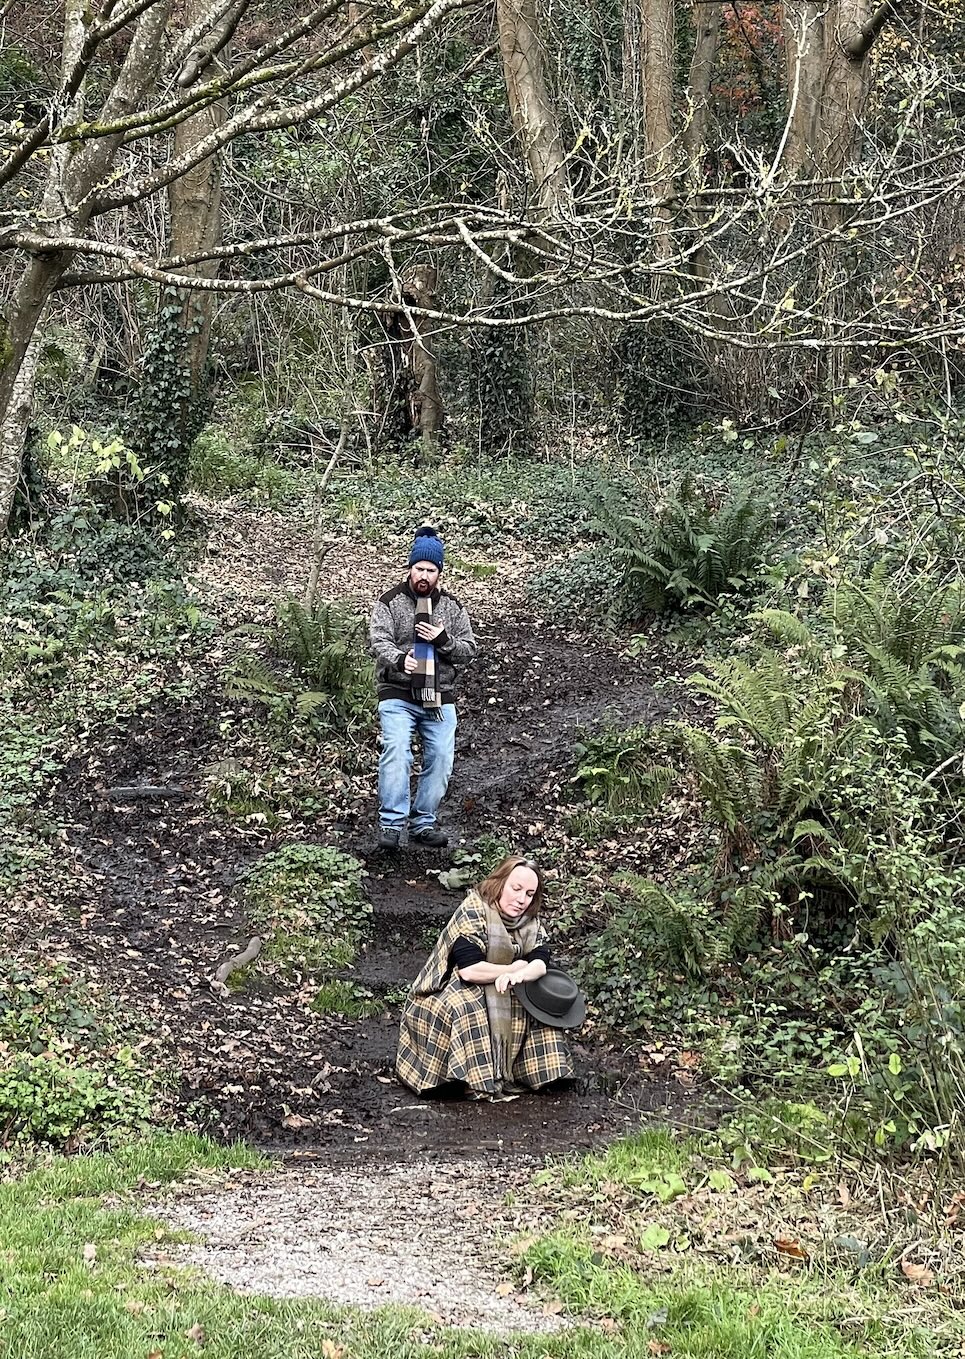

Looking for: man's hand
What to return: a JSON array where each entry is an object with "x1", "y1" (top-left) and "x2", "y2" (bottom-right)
[
  {"x1": 403, "y1": 650, "x2": 419, "y2": 674},
  {"x1": 415, "y1": 621, "x2": 444, "y2": 642}
]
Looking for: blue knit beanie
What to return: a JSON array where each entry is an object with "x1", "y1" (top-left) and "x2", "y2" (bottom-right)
[{"x1": 409, "y1": 524, "x2": 444, "y2": 571}]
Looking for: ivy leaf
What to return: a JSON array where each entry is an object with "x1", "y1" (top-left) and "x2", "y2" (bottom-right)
[{"x1": 708, "y1": 1169, "x2": 737, "y2": 1194}]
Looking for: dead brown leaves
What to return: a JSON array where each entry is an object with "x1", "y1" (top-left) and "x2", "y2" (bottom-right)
[
  {"x1": 773, "y1": 1237, "x2": 808, "y2": 1261},
  {"x1": 899, "y1": 1257, "x2": 935, "y2": 1288}
]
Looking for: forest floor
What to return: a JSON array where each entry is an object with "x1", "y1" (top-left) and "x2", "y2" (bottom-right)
[{"x1": 32, "y1": 501, "x2": 708, "y2": 1329}]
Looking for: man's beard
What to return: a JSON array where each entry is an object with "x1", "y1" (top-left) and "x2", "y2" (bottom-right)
[{"x1": 414, "y1": 580, "x2": 432, "y2": 593}]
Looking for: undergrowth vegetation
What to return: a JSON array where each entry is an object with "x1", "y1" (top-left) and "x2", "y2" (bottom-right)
[
  {"x1": 517, "y1": 1124, "x2": 965, "y2": 1357},
  {"x1": 598, "y1": 472, "x2": 779, "y2": 618},
  {"x1": 570, "y1": 537, "x2": 965, "y2": 1157},
  {"x1": 0, "y1": 507, "x2": 209, "y2": 893},
  {"x1": 225, "y1": 597, "x2": 373, "y2": 731},
  {"x1": 0, "y1": 960, "x2": 156, "y2": 1148},
  {"x1": 5, "y1": 351, "x2": 965, "y2": 1353},
  {"x1": 237, "y1": 844, "x2": 370, "y2": 975},
  {"x1": 0, "y1": 510, "x2": 210, "y2": 1149}
]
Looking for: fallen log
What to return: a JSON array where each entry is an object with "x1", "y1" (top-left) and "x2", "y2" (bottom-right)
[
  {"x1": 210, "y1": 936, "x2": 263, "y2": 995},
  {"x1": 106, "y1": 786, "x2": 188, "y2": 802}
]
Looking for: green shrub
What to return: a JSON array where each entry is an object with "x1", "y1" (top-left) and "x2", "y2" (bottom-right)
[
  {"x1": 757, "y1": 566, "x2": 965, "y2": 763},
  {"x1": 600, "y1": 472, "x2": 777, "y2": 616},
  {"x1": 225, "y1": 598, "x2": 373, "y2": 731},
  {"x1": 573, "y1": 721, "x2": 676, "y2": 811},
  {"x1": 0, "y1": 508, "x2": 207, "y2": 682},
  {"x1": 187, "y1": 428, "x2": 297, "y2": 500},
  {"x1": 577, "y1": 567, "x2": 965, "y2": 1149},
  {"x1": 0, "y1": 961, "x2": 155, "y2": 1146},
  {"x1": 239, "y1": 843, "x2": 370, "y2": 972}
]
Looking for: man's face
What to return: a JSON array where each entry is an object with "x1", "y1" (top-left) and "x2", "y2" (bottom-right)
[{"x1": 408, "y1": 561, "x2": 440, "y2": 594}]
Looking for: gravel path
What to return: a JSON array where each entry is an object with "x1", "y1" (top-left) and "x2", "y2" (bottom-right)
[{"x1": 147, "y1": 1157, "x2": 569, "y2": 1335}]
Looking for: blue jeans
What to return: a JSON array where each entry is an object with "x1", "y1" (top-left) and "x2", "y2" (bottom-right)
[{"x1": 378, "y1": 699, "x2": 457, "y2": 832}]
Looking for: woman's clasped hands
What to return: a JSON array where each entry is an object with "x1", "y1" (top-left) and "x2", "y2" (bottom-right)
[{"x1": 493, "y1": 959, "x2": 542, "y2": 994}]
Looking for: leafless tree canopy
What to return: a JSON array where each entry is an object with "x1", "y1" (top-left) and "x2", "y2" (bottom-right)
[{"x1": 1, "y1": 0, "x2": 964, "y2": 525}]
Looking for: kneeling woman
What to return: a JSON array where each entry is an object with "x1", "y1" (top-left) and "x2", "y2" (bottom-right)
[{"x1": 397, "y1": 855, "x2": 579, "y2": 1097}]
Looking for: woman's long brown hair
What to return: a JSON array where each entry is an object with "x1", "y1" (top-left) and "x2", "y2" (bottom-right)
[{"x1": 478, "y1": 855, "x2": 545, "y2": 918}]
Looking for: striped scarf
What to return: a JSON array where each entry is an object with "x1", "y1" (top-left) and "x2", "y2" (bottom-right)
[
  {"x1": 485, "y1": 905, "x2": 539, "y2": 1090},
  {"x1": 411, "y1": 591, "x2": 443, "y2": 717}
]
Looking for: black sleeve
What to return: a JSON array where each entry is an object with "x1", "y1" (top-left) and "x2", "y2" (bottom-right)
[
  {"x1": 524, "y1": 945, "x2": 551, "y2": 965},
  {"x1": 450, "y1": 936, "x2": 486, "y2": 970}
]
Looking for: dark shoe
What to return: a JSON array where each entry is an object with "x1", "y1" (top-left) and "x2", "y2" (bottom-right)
[
  {"x1": 410, "y1": 825, "x2": 448, "y2": 848},
  {"x1": 377, "y1": 826, "x2": 403, "y2": 851}
]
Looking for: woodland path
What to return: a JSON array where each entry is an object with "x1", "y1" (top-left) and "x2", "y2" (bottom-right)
[{"x1": 45, "y1": 503, "x2": 700, "y2": 1328}]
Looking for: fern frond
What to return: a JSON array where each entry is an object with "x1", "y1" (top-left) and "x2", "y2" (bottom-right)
[
  {"x1": 753, "y1": 608, "x2": 818, "y2": 650},
  {"x1": 224, "y1": 656, "x2": 287, "y2": 703}
]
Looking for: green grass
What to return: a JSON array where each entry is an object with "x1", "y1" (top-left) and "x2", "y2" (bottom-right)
[
  {"x1": 519, "y1": 1129, "x2": 965, "y2": 1358},
  {"x1": 535, "y1": 1128, "x2": 690, "y2": 1191},
  {"x1": 0, "y1": 1133, "x2": 672, "y2": 1359},
  {"x1": 311, "y1": 979, "x2": 385, "y2": 1018},
  {"x1": 3, "y1": 1130, "x2": 961, "y2": 1359},
  {"x1": 521, "y1": 1232, "x2": 954, "y2": 1358}
]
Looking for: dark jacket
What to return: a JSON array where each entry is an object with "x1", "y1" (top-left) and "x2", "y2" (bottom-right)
[{"x1": 369, "y1": 581, "x2": 477, "y2": 705}]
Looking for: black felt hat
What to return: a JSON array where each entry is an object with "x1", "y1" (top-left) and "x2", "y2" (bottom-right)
[{"x1": 516, "y1": 968, "x2": 586, "y2": 1030}]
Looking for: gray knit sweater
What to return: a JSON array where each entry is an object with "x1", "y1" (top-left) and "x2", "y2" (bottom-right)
[{"x1": 369, "y1": 581, "x2": 478, "y2": 705}]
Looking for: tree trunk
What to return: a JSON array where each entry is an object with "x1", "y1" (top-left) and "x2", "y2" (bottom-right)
[
  {"x1": 781, "y1": 0, "x2": 826, "y2": 176},
  {"x1": 0, "y1": 0, "x2": 89, "y2": 530},
  {"x1": 168, "y1": 0, "x2": 228, "y2": 398},
  {"x1": 169, "y1": 114, "x2": 225, "y2": 397},
  {"x1": 402, "y1": 264, "x2": 443, "y2": 453},
  {"x1": 496, "y1": 0, "x2": 570, "y2": 215},
  {"x1": 682, "y1": 1, "x2": 721, "y2": 180},
  {"x1": 820, "y1": 0, "x2": 872, "y2": 190},
  {"x1": 682, "y1": 0, "x2": 722, "y2": 291},
  {"x1": 134, "y1": 0, "x2": 231, "y2": 506},
  {"x1": 375, "y1": 262, "x2": 444, "y2": 456},
  {"x1": 641, "y1": 0, "x2": 677, "y2": 259},
  {"x1": 0, "y1": 335, "x2": 42, "y2": 533}
]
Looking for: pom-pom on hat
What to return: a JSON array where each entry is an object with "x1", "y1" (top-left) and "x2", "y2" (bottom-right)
[{"x1": 409, "y1": 524, "x2": 444, "y2": 571}]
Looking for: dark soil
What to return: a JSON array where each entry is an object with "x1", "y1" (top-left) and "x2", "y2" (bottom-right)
[
  {"x1": 45, "y1": 613, "x2": 700, "y2": 1164},
  {"x1": 448, "y1": 617, "x2": 682, "y2": 832}
]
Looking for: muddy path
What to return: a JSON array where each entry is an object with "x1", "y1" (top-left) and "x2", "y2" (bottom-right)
[{"x1": 45, "y1": 522, "x2": 700, "y2": 1164}]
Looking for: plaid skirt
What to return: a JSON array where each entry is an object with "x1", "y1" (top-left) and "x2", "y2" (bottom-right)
[{"x1": 396, "y1": 974, "x2": 575, "y2": 1095}]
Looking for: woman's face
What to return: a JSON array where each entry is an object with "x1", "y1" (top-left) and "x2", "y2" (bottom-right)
[{"x1": 498, "y1": 866, "x2": 539, "y2": 919}]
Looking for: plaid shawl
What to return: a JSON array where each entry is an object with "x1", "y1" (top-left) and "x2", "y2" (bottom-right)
[
  {"x1": 411, "y1": 591, "x2": 443, "y2": 716},
  {"x1": 397, "y1": 892, "x2": 572, "y2": 1096}
]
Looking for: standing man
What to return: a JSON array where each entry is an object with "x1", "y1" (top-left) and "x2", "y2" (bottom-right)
[{"x1": 369, "y1": 525, "x2": 477, "y2": 850}]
